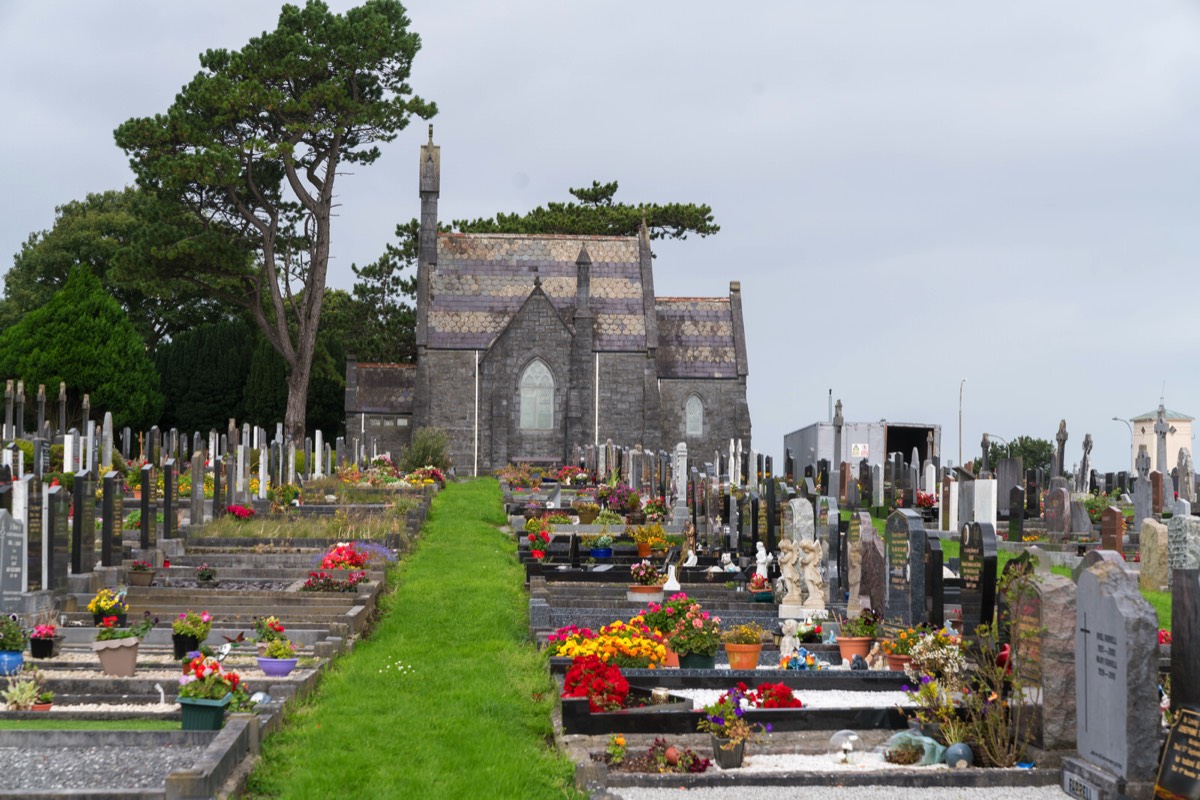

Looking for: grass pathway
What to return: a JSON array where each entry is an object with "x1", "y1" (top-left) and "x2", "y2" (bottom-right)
[{"x1": 242, "y1": 479, "x2": 580, "y2": 799}]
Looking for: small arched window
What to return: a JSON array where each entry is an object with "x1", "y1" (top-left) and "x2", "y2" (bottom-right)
[
  {"x1": 685, "y1": 395, "x2": 703, "y2": 436},
  {"x1": 520, "y1": 360, "x2": 555, "y2": 430}
]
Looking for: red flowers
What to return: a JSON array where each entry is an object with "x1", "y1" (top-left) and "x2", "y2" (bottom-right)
[
  {"x1": 720, "y1": 681, "x2": 803, "y2": 709},
  {"x1": 528, "y1": 530, "x2": 550, "y2": 560},
  {"x1": 320, "y1": 543, "x2": 368, "y2": 569},
  {"x1": 1159, "y1": 629, "x2": 1173, "y2": 645},
  {"x1": 563, "y1": 655, "x2": 629, "y2": 712},
  {"x1": 227, "y1": 504, "x2": 255, "y2": 520}
]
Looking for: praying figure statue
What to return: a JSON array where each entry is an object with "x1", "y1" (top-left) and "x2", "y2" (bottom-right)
[
  {"x1": 797, "y1": 538, "x2": 826, "y2": 609},
  {"x1": 778, "y1": 539, "x2": 802, "y2": 604}
]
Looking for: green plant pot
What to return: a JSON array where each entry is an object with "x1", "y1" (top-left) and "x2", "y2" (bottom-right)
[
  {"x1": 677, "y1": 652, "x2": 717, "y2": 670},
  {"x1": 179, "y1": 693, "x2": 231, "y2": 730},
  {"x1": 710, "y1": 735, "x2": 745, "y2": 769}
]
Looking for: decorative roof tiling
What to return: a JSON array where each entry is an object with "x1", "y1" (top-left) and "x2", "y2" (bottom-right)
[
  {"x1": 349, "y1": 363, "x2": 415, "y2": 414},
  {"x1": 430, "y1": 233, "x2": 645, "y2": 351},
  {"x1": 655, "y1": 298, "x2": 738, "y2": 379}
]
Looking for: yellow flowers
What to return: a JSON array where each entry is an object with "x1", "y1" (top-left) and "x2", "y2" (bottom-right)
[{"x1": 553, "y1": 617, "x2": 666, "y2": 668}]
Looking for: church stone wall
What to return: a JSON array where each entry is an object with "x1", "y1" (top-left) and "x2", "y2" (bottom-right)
[
  {"x1": 659, "y1": 378, "x2": 752, "y2": 465},
  {"x1": 422, "y1": 349, "x2": 479, "y2": 473}
]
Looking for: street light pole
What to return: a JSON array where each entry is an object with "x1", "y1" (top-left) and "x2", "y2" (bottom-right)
[
  {"x1": 958, "y1": 379, "x2": 966, "y2": 468},
  {"x1": 1112, "y1": 416, "x2": 1133, "y2": 473}
]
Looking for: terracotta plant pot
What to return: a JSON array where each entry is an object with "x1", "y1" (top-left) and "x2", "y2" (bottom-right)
[
  {"x1": 662, "y1": 646, "x2": 680, "y2": 668},
  {"x1": 724, "y1": 643, "x2": 762, "y2": 670},
  {"x1": 636, "y1": 542, "x2": 652, "y2": 558},
  {"x1": 31, "y1": 703, "x2": 52, "y2": 712},
  {"x1": 886, "y1": 653, "x2": 913, "y2": 672},
  {"x1": 93, "y1": 637, "x2": 140, "y2": 677},
  {"x1": 836, "y1": 636, "x2": 873, "y2": 663}
]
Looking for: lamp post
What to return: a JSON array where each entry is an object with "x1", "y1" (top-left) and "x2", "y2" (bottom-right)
[
  {"x1": 1112, "y1": 416, "x2": 1133, "y2": 473},
  {"x1": 958, "y1": 379, "x2": 967, "y2": 468}
]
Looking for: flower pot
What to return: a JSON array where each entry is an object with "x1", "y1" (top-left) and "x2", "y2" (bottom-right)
[
  {"x1": 179, "y1": 693, "x2": 231, "y2": 730},
  {"x1": 197, "y1": 578, "x2": 218, "y2": 589},
  {"x1": 627, "y1": 512, "x2": 647, "y2": 525},
  {"x1": 677, "y1": 652, "x2": 717, "y2": 670},
  {"x1": 627, "y1": 584, "x2": 663, "y2": 604},
  {"x1": 31, "y1": 703, "x2": 52, "y2": 712},
  {"x1": 93, "y1": 638, "x2": 139, "y2": 677},
  {"x1": 750, "y1": 590, "x2": 774, "y2": 603},
  {"x1": 590, "y1": 547, "x2": 613, "y2": 559},
  {"x1": 663, "y1": 646, "x2": 680, "y2": 668},
  {"x1": 724, "y1": 643, "x2": 762, "y2": 670},
  {"x1": 944, "y1": 742, "x2": 975, "y2": 768},
  {"x1": 127, "y1": 570, "x2": 155, "y2": 587},
  {"x1": 257, "y1": 656, "x2": 298, "y2": 677},
  {"x1": 29, "y1": 637, "x2": 63, "y2": 659},
  {"x1": 0, "y1": 651, "x2": 24, "y2": 676},
  {"x1": 836, "y1": 636, "x2": 873, "y2": 663},
  {"x1": 886, "y1": 653, "x2": 913, "y2": 672},
  {"x1": 636, "y1": 542, "x2": 652, "y2": 558},
  {"x1": 93, "y1": 612, "x2": 127, "y2": 627},
  {"x1": 576, "y1": 509, "x2": 599, "y2": 525},
  {"x1": 172, "y1": 633, "x2": 203, "y2": 661},
  {"x1": 710, "y1": 735, "x2": 745, "y2": 769}
]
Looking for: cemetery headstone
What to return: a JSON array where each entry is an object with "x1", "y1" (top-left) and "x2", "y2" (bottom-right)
[
  {"x1": 1044, "y1": 487, "x2": 1070, "y2": 542},
  {"x1": 1170, "y1": 569, "x2": 1200, "y2": 715},
  {"x1": 23, "y1": 477, "x2": 41, "y2": 591},
  {"x1": 1008, "y1": 486, "x2": 1025, "y2": 542},
  {"x1": 1154, "y1": 706, "x2": 1200, "y2": 800},
  {"x1": 846, "y1": 511, "x2": 869, "y2": 615},
  {"x1": 46, "y1": 485, "x2": 69, "y2": 591},
  {"x1": 859, "y1": 526, "x2": 887, "y2": 616},
  {"x1": 884, "y1": 509, "x2": 926, "y2": 625},
  {"x1": 1138, "y1": 519, "x2": 1168, "y2": 593},
  {"x1": 1026, "y1": 469, "x2": 1040, "y2": 518},
  {"x1": 1011, "y1": 570, "x2": 1077, "y2": 750},
  {"x1": 1069, "y1": 500, "x2": 1092, "y2": 535},
  {"x1": 959, "y1": 521, "x2": 998, "y2": 632},
  {"x1": 190, "y1": 452, "x2": 204, "y2": 526},
  {"x1": 974, "y1": 477, "x2": 998, "y2": 530},
  {"x1": 0, "y1": 511, "x2": 24, "y2": 613},
  {"x1": 162, "y1": 459, "x2": 176, "y2": 539},
  {"x1": 1167, "y1": 515, "x2": 1200, "y2": 591},
  {"x1": 923, "y1": 533, "x2": 944, "y2": 628},
  {"x1": 101, "y1": 471, "x2": 123, "y2": 567},
  {"x1": 140, "y1": 464, "x2": 155, "y2": 549},
  {"x1": 941, "y1": 475, "x2": 958, "y2": 532},
  {"x1": 1152, "y1": 471, "x2": 1165, "y2": 517},
  {"x1": 1101, "y1": 506, "x2": 1125, "y2": 552},
  {"x1": 70, "y1": 470, "x2": 97, "y2": 575}
]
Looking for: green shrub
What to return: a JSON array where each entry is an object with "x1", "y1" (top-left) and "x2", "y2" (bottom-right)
[{"x1": 400, "y1": 426, "x2": 450, "y2": 473}]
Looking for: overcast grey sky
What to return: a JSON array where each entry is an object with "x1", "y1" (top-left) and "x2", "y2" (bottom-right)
[{"x1": 3, "y1": 1, "x2": 1199, "y2": 474}]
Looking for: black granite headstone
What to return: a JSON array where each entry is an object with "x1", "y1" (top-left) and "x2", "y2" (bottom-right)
[
  {"x1": 959, "y1": 521, "x2": 998, "y2": 632},
  {"x1": 21, "y1": 477, "x2": 41, "y2": 592},
  {"x1": 46, "y1": 486, "x2": 69, "y2": 591},
  {"x1": 924, "y1": 533, "x2": 944, "y2": 628},
  {"x1": 140, "y1": 464, "x2": 155, "y2": 549},
  {"x1": 1172, "y1": 569, "x2": 1200, "y2": 716},
  {"x1": 162, "y1": 459, "x2": 175, "y2": 540},
  {"x1": 101, "y1": 471, "x2": 122, "y2": 567},
  {"x1": 71, "y1": 470, "x2": 97, "y2": 575},
  {"x1": 884, "y1": 509, "x2": 927, "y2": 625},
  {"x1": 1025, "y1": 469, "x2": 1040, "y2": 518},
  {"x1": 1008, "y1": 486, "x2": 1025, "y2": 542},
  {"x1": 212, "y1": 456, "x2": 224, "y2": 520},
  {"x1": 1155, "y1": 706, "x2": 1200, "y2": 800}
]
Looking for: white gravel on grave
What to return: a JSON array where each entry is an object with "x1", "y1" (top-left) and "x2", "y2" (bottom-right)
[
  {"x1": 40, "y1": 702, "x2": 178, "y2": 714},
  {"x1": 674, "y1": 687, "x2": 914, "y2": 710},
  {"x1": 613, "y1": 786, "x2": 1065, "y2": 800}
]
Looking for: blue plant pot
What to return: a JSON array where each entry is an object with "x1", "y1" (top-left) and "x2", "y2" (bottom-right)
[
  {"x1": 590, "y1": 548, "x2": 613, "y2": 559},
  {"x1": 0, "y1": 651, "x2": 23, "y2": 676},
  {"x1": 945, "y1": 742, "x2": 974, "y2": 768}
]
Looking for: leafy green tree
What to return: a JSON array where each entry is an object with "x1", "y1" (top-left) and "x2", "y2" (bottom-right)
[
  {"x1": 975, "y1": 435, "x2": 1054, "y2": 476},
  {"x1": 0, "y1": 268, "x2": 162, "y2": 429},
  {"x1": 113, "y1": 0, "x2": 435, "y2": 442},
  {"x1": 351, "y1": 182, "x2": 720, "y2": 362},
  {"x1": 154, "y1": 319, "x2": 254, "y2": 432},
  {"x1": 0, "y1": 188, "x2": 232, "y2": 349}
]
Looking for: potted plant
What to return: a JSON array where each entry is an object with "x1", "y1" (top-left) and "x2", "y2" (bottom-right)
[
  {"x1": 256, "y1": 637, "x2": 299, "y2": 677},
  {"x1": 93, "y1": 613, "x2": 154, "y2": 677},
  {"x1": 527, "y1": 529, "x2": 551, "y2": 560},
  {"x1": 574, "y1": 500, "x2": 600, "y2": 525},
  {"x1": 127, "y1": 559, "x2": 155, "y2": 587},
  {"x1": 640, "y1": 593, "x2": 694, "y2": 667},
  {"x1": 835, "y1": 608, "x2": 880, "y2": 663},
  {"x1": 696, "y1": 684, "x2": 771, "y2": 769},
  {"x1": 881, "y1": 625, "x2": 926, "y2": 671},
  {"x1": 747, "y1": 573, "x2": 774, "y2": 602},
  {"x1": 722, "y1": 622, "x2": 765, "y2": 670},
  {"x1": 643, "y1": 495, "x2": 669, "y2": 522},
  {"x1": 177, "y1": 654, "x2": 241, "y2": 730},
  {"x1": 195, "y1": 563, "x2": 217, "y2": 586},
  {"x1": 29, "y1": 623, "x2": 63, "y2": 660},
  {"x1": 631, "y1": 523, "x2": 665, "y2": 558},
  {"x1": 87, "y1": 588, "x2": 128, "y2": 626},
  {"x1": 253, "y1": 615, "x2": 287, "y2": 656},
  {"x1": 0, "y1": 616, "x2": 28, "y2": 676},
  {"x1": 590, "y1": 534, "x2": 614, "y2": 559},
  {"x1": 2, "y1": 667, "x2": 53, "y2": 711},
  {"x1": 665, "y1": 601, "x2": 722, "y2": 669},
  {"x1": 628, "y1": 560, "x2": 664, "y2": 604},
  {"x1": 624, "y1": 490, "x2": 645, "y2": 524},
  {"x1": 171, "y1": 610, "x2": 213, "y2": 660}
]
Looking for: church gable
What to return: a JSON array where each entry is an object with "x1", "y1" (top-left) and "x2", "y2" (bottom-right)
[
  {"x1": 655, "y1": 297, "x2": 740, "y2": 379},
  {"x1": 428, "y1": 233, "x2": 645, "y2": 351}
]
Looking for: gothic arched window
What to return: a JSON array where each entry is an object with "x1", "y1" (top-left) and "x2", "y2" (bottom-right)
[
  {"x1": 520, "y1": 360, "x2": 555, "y2": 430},
  {"x1": 685, "y1": 395, "x2": 703, "y2": 436}
]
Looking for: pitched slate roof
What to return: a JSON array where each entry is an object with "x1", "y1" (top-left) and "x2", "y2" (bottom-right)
[
  {"x1": 654, "y1": 298, "x2": 738, "y2": 379},
  {"x1": 1130, "y1": 408, "x2": 1194, "y2": 422},
  {"x1": 347, "y1": 363, "x2": 415, "y2": 414},
  {"x1": 428, "y1": 233, "x2": 646, "y2": 351}
]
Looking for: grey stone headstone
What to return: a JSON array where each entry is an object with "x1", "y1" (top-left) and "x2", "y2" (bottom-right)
[
  {"x1": 846, "y1": 511, "x2": 870, "y2": 616},
  {"x1": 1069, "y1": 500, "x2": 1092, "y2": 535},
  {"x1": 1015, "y1": 572, "x2": 1077, "y2": 750},
  {"x1": 1044, "y1": 487, "x2": 1070, "y2": 541},
  {"x1": 1073, "y1": 559, "x2": 1159, "y2": 782},
  {"x1": 190, "y1": 452, "x2": 205, "y2": 526},
  {"x1": 0, "y1": 511, "x2": 25, "y2": 613},
  {"x1": 1167, "y1": 515, "x2": 1200, "y2": 591},
  {"x1": 1138, "y1": 519, "x2": 1168, "y2": 593},
  {"x1": 959, "y1": 521, "x2": 998, "y2": 632},
  {"x1": 859, "y1": 525, "x2": 887, "y2": 615},
  {"x1": 884, "y1": 509, "x2": 926, "y2": 625}
]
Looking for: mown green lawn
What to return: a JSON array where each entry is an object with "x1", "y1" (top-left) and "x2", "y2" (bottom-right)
[{"x1": 242, "y1": 479, "x2": 581, "y2": 800}]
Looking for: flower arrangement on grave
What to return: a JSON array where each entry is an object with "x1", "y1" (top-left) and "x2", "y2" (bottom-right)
[
  {"x1": 523, "y1": 499, "x2": 544, "y2": 518},
  {"x1": 643, "y1": 496, "x2": 669, "y2": 520},
  {"x1": 0, "y1": 616, "x2": 27, "y2": 652},
  {"x1": 836, "y1": 608, "x2": 880, "y2": 639},
  {"x1": 574, "y1": 500, "x2": 601, "y2": 514},
  {"x1": 664, "y1": 602, "x2": 722, "y2": 657},
  {"x1": 733, "y1": 681, "x2": 803, "y2": 709},
  {"x1": 550, "y1": 620, "x2": 665, "y2": 668},
  {"x1": 594, "y1": 508, "x2": 624, "y2": 526},
  {"x1": 639, "y1": 593, "x2": 693, "y2": 637},
  {"x1": 796, "y1": 619, "x2": 823, "y2": 644},
  {"x1": 630, "y1": 560, "x2": 662, "y2": 586},
  {"x1": 227, "y1": 504, "x2": 255, "y2": 520},
  {"x1": 592, "y1": 534, "x2": 614, "y2": 549},
  {"x1": 1159, "y1": 629, "x2": 1173, "y2": 645},
  {"x1": 881, "y1": 625, "x2": 929, "y2": 657},
  {"x1": 87, "y1": 588, "x2": 128, "y2": 616},
  {"x1": 30, "y1": 623, "x2": 57, "y2": 641},
  {"x1": 696, "y1": 684, "x2": 773, "y2": 746},
  {"x1": 129, "y1": 560, "x2": 153, "y2": 573},
  {"x1": 747, "y1": 573, "x2": 771, "y2": 593},
  {"x1": 320, "y1": 542, "x2": 369, "y2": 570},
  {"x1": 601, "y1": 737, "x2": 712, "y2": 774},
  {"x1": 178, "y1": 655, "x2": 241, "y2": 701},
  {"x1": 95, "y1": 613, "x2": 154, "y2": 642},
  {"x1": 629, "y1": 523, "x2": 667, "y2": 548},
  {"x1": 404, "y1": 465, "x2": 445, "y2": 484},
  {"x1": 2, "y1": 667, "x2": 53, "y2": 710},
  {"x1": 301, "y1": 570, "x2": 368, "y2": 592},
  {"x1": 195, "y1": 563, "x2": 217, "y2": 582},
  {"x1": 527, "y1": 529, "x2": 551, "y2": 560},
  {"x1": 916, "y1": 492, "x2": 937, "y2": 509},
  {"x1": 904, "y1": 628, "x2": 965, "y2": 684},
  {"x1": 556, "y1": 465, "x2": 589, "y2": 485},
  {"x1": 267, "y1": 482, "x2": 301, "y2": 507},
  {"x1": 562, "y1": 654, "x2": 629, "y2": 711},
  {"x1": 172, "y1": 611, "x2": 213, "y2": 640},
  {"x1": 253, "y1": 616, "x2": 287, "y2": 644},
  {"x1": 261, "y1": 638, "x2": 296, "y2": 659},
  {"x1": 624, "y1": 490, "x2": 643, "y2": 514},
  {"x1": 722, "y1": 622, "x2": 765, "y2": 645},
  {"x1": 544, "y1": 511, "x2": 572, "y2": 525}
]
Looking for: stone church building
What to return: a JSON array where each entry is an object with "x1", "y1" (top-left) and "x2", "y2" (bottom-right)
[{"x1": 345, "y1": 133, "x2": 752, "y2": 475}]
